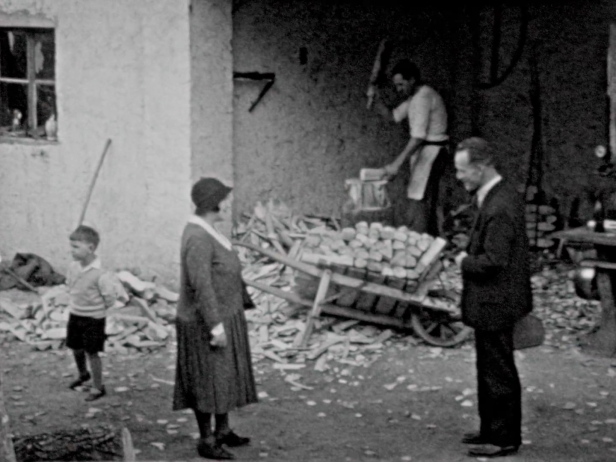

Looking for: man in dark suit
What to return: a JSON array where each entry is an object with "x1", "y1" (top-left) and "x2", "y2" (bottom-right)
[{"x1": 453, "y1": 137, "x2": 532, "y2": 458}]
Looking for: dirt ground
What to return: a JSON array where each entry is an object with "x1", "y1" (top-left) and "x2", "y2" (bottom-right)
[{"x1": 2, "y1": 305, "x2": 616, "y2": 462}]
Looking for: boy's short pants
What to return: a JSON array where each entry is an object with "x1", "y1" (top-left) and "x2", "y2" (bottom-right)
[{"x1": 66, "y1": 313, "x2": 106, "y2": 354}]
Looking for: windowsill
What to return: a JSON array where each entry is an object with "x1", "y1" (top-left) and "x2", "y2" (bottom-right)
[{"x1": 0, "y1": 135, "x2": 59, "y2": 145}]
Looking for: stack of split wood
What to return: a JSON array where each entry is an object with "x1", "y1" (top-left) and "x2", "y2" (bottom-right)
[
  {"x1": 524, "y1": 186, "x2": 559, "y2": 249},
  {"x1": 234, "y1": 199, "x2": 340, "y2": 262},
  {"x1": 0, "y1": 270, "x2": 178, "y2": 353},
  {"x1": 300, "y1": 221, "x2": 446, "y2": 281},
  {"x1": 234, "y1": 199, "x2": 465, "y2": 371}
]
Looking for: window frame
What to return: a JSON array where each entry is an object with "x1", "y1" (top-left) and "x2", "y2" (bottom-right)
[{"x1": 0, "y1": 27, "x2": 55, "y2": 140}]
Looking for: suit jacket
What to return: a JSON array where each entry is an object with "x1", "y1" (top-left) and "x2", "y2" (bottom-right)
[
  {"x1": 460, "y1": 180, "x2": 533, "y2": 331},
  {"x1": 176, "y1": 223, "x2": 244, "y2": 331}
]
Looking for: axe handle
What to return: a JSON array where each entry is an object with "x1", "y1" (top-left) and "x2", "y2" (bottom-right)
[
  {"x1": 366, "y1": 39, "x2": 391, "y2": 109},
  {"x1": 79, "y1": 138, "x2": 112, "y2": 226}
]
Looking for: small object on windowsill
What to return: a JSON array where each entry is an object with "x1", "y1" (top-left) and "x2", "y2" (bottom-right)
[
  {"x1": 11, "y1": 109, "x2": 22, "y2": 132},
  {"x1": 587, "y1": 220, "x2": 597, "y2": 232},
  {"x1": 45, "y1": 114, "x2": 58, "y2": 141}
]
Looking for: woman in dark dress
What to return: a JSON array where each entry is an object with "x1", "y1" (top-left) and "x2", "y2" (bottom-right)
[{"x1": 173, "y1": 177, "x2": 258, "y2": 460}]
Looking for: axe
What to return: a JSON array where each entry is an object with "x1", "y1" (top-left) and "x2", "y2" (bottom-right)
[{"x1": 366, "y1": 38, "x2": 392, "y2": 109}]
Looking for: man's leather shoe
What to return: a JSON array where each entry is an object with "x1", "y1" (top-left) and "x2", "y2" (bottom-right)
[
  {"x1": 467, "y1": 444, "x2": 519, "y2": 458},
  {"x1": 462, "y1": 431, "x2": 491, "y2": 445}
]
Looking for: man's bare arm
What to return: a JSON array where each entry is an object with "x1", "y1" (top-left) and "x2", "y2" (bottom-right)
[{"x1": 384, "y1": 137, "x2": 425, "y2": 177}]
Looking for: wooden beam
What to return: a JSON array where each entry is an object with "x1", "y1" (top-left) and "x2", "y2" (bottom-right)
[
  {"x1": 300, "y1": 269, "x2": 332, "y2": 348},
  {"x1": 0, "y1": 12, "x2": 55, "y2": 28},
  {"x1": 26, "y1": 33, "x2": 38, "y2": 138},
  {"x1": 244, "y1": 279, "x2": 412, "y2": 331}
]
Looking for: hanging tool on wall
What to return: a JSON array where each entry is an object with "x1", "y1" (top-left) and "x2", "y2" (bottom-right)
[
  {"x1": 365, "y1": 38, "x2": 392, "y2": 109},
  {"x1": 474, "y1": 4, "x2": 528, "y2": 90},
  {"x1": 233, "y1": 72, "x2": 276, "y2": 112},
  {"x1": 79, "y1": 138, "x2": 112, "y2": 226}
]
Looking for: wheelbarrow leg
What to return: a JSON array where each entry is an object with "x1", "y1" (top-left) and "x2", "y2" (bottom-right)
[{"x1": 299, "y1": 269, "x2": 332, "y2": 349}]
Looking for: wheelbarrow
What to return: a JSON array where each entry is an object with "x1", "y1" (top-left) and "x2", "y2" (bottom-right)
[{"x1": 234, "y1": 241, "x2": 472, "y2": 348}]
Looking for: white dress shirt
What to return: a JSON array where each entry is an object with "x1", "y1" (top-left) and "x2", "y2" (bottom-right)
[{"x1": 476, "y1": 175, "x2": 502, "y2": 208}]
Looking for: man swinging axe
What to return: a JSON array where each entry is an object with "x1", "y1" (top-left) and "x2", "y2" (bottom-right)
[{"x1": 371, "y1": 59, "x2": 449, "y2": 236}]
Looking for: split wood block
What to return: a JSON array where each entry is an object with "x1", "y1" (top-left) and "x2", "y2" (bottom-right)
[
  {"x1": 0, "y1": 299, "x2": 27, "y2": 320},
  {"x1": 538, "y1": 222, "x2": 556, "y2": 232},
  {"x1": 417, "y1": 237, "x2": 447, "y2": 280},
  {"x1": 373, "y1": 276, "x2": 406, "y2": 316},
  {"x1": 536, "y1": 238, "x2": 555, "y2": 248},
  {"x1": 335, "y1": 267, "x2": 364, "y2": 307},
  {"x1": 355, "y1": 271, "x2": 386, "y2": 312}
]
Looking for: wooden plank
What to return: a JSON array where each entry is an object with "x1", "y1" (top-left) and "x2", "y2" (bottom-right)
[
  {"x1": 301, "y1": 253, "x2": 353, "y2": 267},
  {"x1": 374, "y1": 276, "x2": 405, "y2": 316},
  {"x1": 417, "y1": 237, "x2": 447, "y2": 279},
  {"x1": 580, "y1": 260, "x2": 616, "y2": 270},
  {"x1": 355, "y1": 271, "x2": 384, "y2": 312},
  {"x1": 320, "y1": 304, "x2": 410, "y2": 330},
  {"x1": 335, "y1": 266, "x2": 362, "y2": 307},
  {"x1": 391, "y1": 279, "x2": 415, "y2": 320},
  {"x1": 300, "y1": 270, "x2": 332, "y2": 348},
  {"x1": 0, "y1": 370, "x2": 17, "y2": 462},
  {"x1": 245, "y1": 270, "x2": 455, "y2": 315},
  {"x1": 26, "y1": 33, "x2": 38, "y2": 137},
  {"x1": 550, "y1": 227, "x2": 616, "y2": 247},
  {"x1": 122, "y1": 427, "x2": 136, "y2": 462}
]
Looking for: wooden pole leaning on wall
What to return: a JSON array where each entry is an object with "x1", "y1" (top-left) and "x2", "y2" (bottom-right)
[
  {"x1": 79, "y1": 138, "x2": 113, "y2": 226},
  {"x1": 0, "y1": 370, "x2": 17, "y2": 462}
]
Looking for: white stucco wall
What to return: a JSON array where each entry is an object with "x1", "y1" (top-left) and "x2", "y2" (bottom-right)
[
  {"x1": 190, "y1": 0, "x2": 233, "y2": 182},
  {"x1": 0, "y1": 0, "x2": 192, "y2": 284},
  {"x1": 189, "y1": 0, "x2": 234, "y2": 232}
]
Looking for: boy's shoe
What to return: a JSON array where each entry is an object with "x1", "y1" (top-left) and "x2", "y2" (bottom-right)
[
  {"x1": 85, "y1": 386, "x2": 106, "y2": 402},
  {"x1": 68, "y1": 372, "x2": 91, "y2": 390}
]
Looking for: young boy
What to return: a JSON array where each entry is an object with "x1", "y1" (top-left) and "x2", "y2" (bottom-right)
[{"x1": 65, "y1": 225, "x2": 117, "y2": 401}]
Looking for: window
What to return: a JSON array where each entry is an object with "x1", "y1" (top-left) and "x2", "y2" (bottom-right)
[{"x1": 0, "y1": 28, "x2": 56, "y2": 140}]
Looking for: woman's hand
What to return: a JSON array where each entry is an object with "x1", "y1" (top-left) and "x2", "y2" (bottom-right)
[{"x1": 210, "y1": 324, "x2": 227, "y2": 348}]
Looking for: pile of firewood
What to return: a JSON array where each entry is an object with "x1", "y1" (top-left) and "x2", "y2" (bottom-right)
[
  {"x1": 0, "y1": 270, "x2": 178, "y2": 353},
  {"x1": 301, "y1": 222, "x2": 446, "y2": 280},
  {"x1": 234, "y1": 200, "x2": 464, "y2": 373},
  {"x1": 523, "y1": 185, "x2": 559, "y2": 249}
]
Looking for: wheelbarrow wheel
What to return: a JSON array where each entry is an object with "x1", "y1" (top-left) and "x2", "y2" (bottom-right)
[{"x1": 411, "y1": 310, "x2": 472, "y2": 347}]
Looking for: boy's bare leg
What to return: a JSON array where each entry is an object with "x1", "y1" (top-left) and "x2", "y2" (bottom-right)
[
  {"x1": 86, "y1": 352, "x2": 103, "y2": 390},
  {"x1": 73, "y1": 349, "x2": 89, "y2": 377}
]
